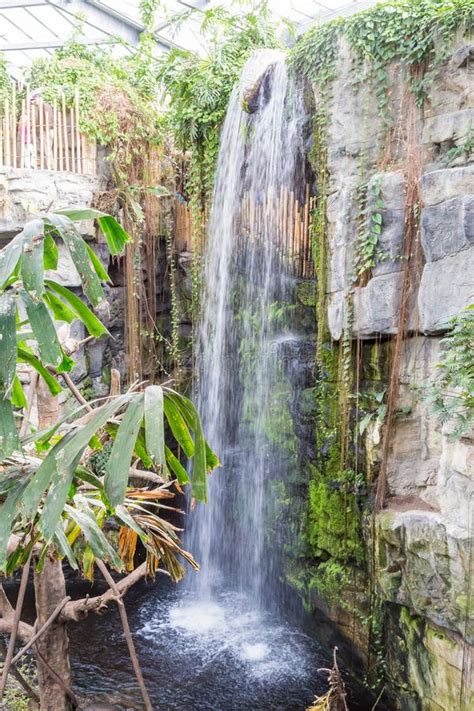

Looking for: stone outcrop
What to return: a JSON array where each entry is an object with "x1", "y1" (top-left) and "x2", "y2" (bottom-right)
[
  {"x1": 0, "y1": 166, "x2": 104, "y2": 241},
  {"x1": 292, "y1": 31, "x2": 474, "y2": 711}
]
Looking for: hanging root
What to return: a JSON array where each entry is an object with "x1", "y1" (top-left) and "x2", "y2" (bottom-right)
[{"x1": 307, "y1": 647, "x2": 349, "y2": 711}]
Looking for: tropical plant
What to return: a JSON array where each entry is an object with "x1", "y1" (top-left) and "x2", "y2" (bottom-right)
[
  {"x1": 157, "y1": 2, "x2": 282, "y2": 202},
  {"x1": 0, "y1": 210, "x2": 218, "y2": 710},
  {"x1": 427, "y1": 304, "x2": 474, "y2": 438}
]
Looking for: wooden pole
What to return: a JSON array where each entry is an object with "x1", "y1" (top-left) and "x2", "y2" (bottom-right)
[
  {"x1": 62, "y1": 94, "x2": 69, "y2": 171},
  {"x1": 0, "y1": 118, "x2": 4, "y2": 166},
  {"x1": 53, "y1": 98, "x2": 58, "y2": 171},
  {"x1": 45, "y1": 109, "x2": 51, "y2": 171},
  {"x1": 11, "y1": 82, "x2": 17, "y2": 168},
  {"x1": 69, "y1": 106, "x2": 75, "y2": 173},
  {"x1": 31, "y1": 101, "x2": 37, "y2": 169},
  {"x1": 57, "y1": 103, "x2": 63, "y2": 171},
  {"x1": 39, "y1": 97, "x2": 44, "y2": 170},
  {"x1": 19, "y1": 99, "x2": 25, "y2": 169},
  {"x1": 75, "y1": 88, "x2": 81, "y2": 173},
  {"x1": 4, "y1": 95, "x2": 10, "y2": 167}
]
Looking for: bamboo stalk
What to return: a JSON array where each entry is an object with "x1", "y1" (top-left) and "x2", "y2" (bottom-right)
[
  {"x1": 0, "y1": 119, "x2": 3, "y2": 166},
  {"x1": 57, "y1": 103, "x2": 63, "y2": 171},
  {"x1": 25, "y1": 85, "x2": 30, "y2": 170},
  {"x1": 19, "y1": 99, "x2": 25, "y2": 169},
  {"x1": 4, "y1": 96, "x2": 10, "y2": 167},
  {"x1": 303, "y1": 184, "x2": 310, "y2": 277},
  {"x1": 70, "y1": 106, "x2": 75, "y2": 173},
  {"x1": 62, "y1": 93, "x2": 69, "y2": 171},
  {"x1": 31, "y1": 101, "x2": 37, "y2": 169},
  {"x1": 39, "y1": 97, "x2": 44, "y2": 170},
  {"x1": 45, "y1": 109, "x2": 51, "y2": 171},
  {"x1": 11, "y1": 82, "x2": 16, "y2": 168},
  {"x1": 53, "y1": 98, "x2": 58, "y2": 170},
  {"x1": 75, "y1": 88, "x2": 81, "y2": 173}
]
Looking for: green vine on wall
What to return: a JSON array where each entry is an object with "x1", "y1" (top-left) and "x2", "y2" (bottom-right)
[
  {"x1": 427, "y1": 304, "x2": 474, "y2": 438},
  {"x1": 290, "y1": 0, "x2": 474, "y2": 117}
]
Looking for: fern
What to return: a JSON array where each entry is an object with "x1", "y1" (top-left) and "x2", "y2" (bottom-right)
[{"x1": 427, "y1": 304, "x2": 474, "y2": 438}]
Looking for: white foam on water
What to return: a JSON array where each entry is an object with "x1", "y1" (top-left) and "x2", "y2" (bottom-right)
[
  {"x1": 169, "y1": 601, "x2": 225, "y2": 634},
  {"x1": 240, "y1": 642, "x2": 269, "y2": 661},
  {"x1": 139, "y1": 590, "x2": 311, "y2": 683}
]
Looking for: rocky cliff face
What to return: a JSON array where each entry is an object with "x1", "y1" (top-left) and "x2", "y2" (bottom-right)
[{"x1": 288, "y1": 31, "x2": 473, "y2": 710}]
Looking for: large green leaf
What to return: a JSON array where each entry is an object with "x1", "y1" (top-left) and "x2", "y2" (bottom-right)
[
  {"x1": 53, "y1": 522, "x2": 78, "y2": 570},
  {"x1": 144, "y1": 385, "x2": 167, "y2": 472},
  {"x1": 0, "y1": 398, "x2": 20, "y2": 459},
  {"x1": 17, "y1": 346, "x2": 62, "y2": 396},
  {"x1": 21, "y1": 290, "x2": 63, "y2": 368},
  {"x1": 163, "y1": 394, "x2": 194, "y2": 458},
  {"x1": 105, "y1": 395, "x2": 144, "y2": 507},
  {"x1": 43, "y1": 291, "x2": 76, "y2": 323},
  {"x1": 85, "y1": 243, "x2": 111, "y2": 283},
  {"x1": 20, "y1": 219, "x2": 45, "y2": 299},
  {"x1": 0, "y1": 479, "x2": 28, "y2": 570},
  {"x1": 0, "y1": 291, "x2": 17, "y2": 393},
  {"x1": 11, "y1": 375, "x2": 27, "y2": 409},
  {"x1": 97, "y1": 215, "x2": 130, "y2": 255},
  {"x1": 168, "y1": 393, "x2": 207, "y2": 503},
  {"x1": 46, "y1": 215, "x2": 104, "y2": 307},
  {"x1": 165, "y1": 446, "x2": 190, "y2": 485},
  {"x1": 0, "y1": 232, "x2": 24, "y2": 291},
  {"x1": 22, "y1": 431, "x2": 74, "y2": 520},
  {"x1": 54, "y1": 208, "x2": 130, "y2": 256},
  {"x1": 40, "y1": 448, "x2": 83, "y2": 541},
  {"x1": 65, "y1": 496, "x2": 123, "y2": 569},
  {"x1": 43, "y1": 233, "x2": 59, "y2": 270},
  {"x1": 23, "y1": 394, "x2": 133, "y2": 522},
  {"x1": 45, "y1": 280, "x2": 108, "y2": 338}
]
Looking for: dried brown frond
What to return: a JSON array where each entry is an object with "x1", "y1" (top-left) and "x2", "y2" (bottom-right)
[{"x1": 118, "y1": 527, "x2": 138, "y2": 572}]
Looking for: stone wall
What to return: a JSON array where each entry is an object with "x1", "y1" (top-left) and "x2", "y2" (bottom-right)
[
  {"x1": 289, "y1": 32, "x2": 473, "y2": 710},
  {"x1": 0, "y1": 165, "x2": 187, "y2": 397}
]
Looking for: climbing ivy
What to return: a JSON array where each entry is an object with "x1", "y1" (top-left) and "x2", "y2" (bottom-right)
[
  {"x1": 427, "y1": 304, "x2": 474, "y2": 438},
  {"x1": 157, "y1": 4, "x2": 282, "y2": 205},
  {"x1": 290, "y1": 0, "x2": 474, "y2": 116}
]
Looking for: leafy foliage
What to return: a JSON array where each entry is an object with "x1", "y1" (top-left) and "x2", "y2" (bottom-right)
[
  {"x1": 157, "y1": 3, "x2": 281, "y2": 203},
  {"x1": 0, "y1": 213, "x2": 218, "y2": 578},
  {"x1": 25, "y1": 35, "x2": 162, "y2": 182},
  {"x1": 427, "y1": 304, "x2": 474, "y2": 438},
  {"x1": 290, "y1": 0, "x2": 474, "y2": 113}
]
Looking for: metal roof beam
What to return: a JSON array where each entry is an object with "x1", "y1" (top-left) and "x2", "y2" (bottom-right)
[
  {"x1": 48, "y1": 0, "x2": 176, "y2": 51},
  {"x1": 0, "y1": 1, "x2": 45, "y2": 8},
  {"x1": 0, "y1": 37, "x2": 113, "y2": 50}
]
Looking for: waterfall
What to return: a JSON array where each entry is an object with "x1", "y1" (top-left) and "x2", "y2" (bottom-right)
[{"x1": 189, "y1": 57, "x2": 307, "y2": 605}]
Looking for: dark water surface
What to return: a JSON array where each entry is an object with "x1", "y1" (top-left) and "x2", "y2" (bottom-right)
[{"x1": 68, "y1": 576, "x2": 372, "y2": 711}]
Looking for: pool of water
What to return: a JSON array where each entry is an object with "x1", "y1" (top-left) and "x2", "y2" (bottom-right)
[{"x1": 68, "y1": 577, "x2": 370, "y2": 711}]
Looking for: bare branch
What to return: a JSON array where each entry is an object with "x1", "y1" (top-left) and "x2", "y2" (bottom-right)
[
  {"x1": 96, "y1": 559, "x2": 153, "y2": 711},
  {"x1": 60, "y1": 562, "x2": 167, "y2": 622},
  {"x1": 11, "y1": 596, "x2": 71, "y2": 666},
  {"x1": 0, "y1": 637, "x2": 40, "y2": 703},
  {"x1": 0, "y1": 554, "x2": 32, "y2": 700}
]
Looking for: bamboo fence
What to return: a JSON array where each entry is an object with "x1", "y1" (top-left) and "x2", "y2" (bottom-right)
[
  {"x1": 0, "y1": 82, "x2": 96, "y2": 174},
  {"x1": 174, "y1": 185, "x2": 315, "y2": 279}
]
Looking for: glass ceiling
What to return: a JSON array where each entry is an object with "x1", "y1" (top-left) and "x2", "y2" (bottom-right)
[{"x1": 0, "y1": 0, "x2": 375, "y2": 73}]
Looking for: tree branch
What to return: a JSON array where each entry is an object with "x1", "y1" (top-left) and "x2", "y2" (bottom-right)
[
  {"x1": 60, "y1": 562, "x2": 167, "y2": 622},
  {"x1": 96, "y1": 559, "x2": 153, "y2": 711},
  {"x1": 0, "y1": 554, "x2": 32, "y2": 700},
  {"x1": 0, "y1": 584, "x2": 34, "y2": 644}
]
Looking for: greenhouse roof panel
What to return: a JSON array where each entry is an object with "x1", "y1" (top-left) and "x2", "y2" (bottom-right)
[{"x1": 0, "y1": 0, "x2": 376, "y2": 71}]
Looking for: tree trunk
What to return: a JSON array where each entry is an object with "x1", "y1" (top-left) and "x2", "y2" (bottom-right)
[
  {"x1": 33, "y1": 557, "x2": 72, "y2": 711},
  {"x1": 34, "y1": 378, "x2": 72, "y2": 710}
]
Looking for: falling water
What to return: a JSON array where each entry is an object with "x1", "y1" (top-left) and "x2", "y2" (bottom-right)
[
  {"x1": 71, "y1": 56, "x2": 371, "y2": 710},
  {"x1": 189, "y1": 57, "x2": 308, "y2": 604}
]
